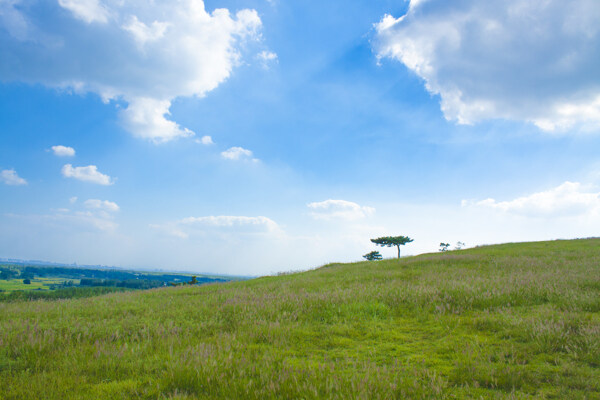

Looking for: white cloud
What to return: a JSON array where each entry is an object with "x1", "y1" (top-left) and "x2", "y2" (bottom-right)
[
  {"x1": 257, "y1": 50, "x2": 277, "y2": 61},
  {"x1": 122, "y1": 15, "x2": 168, "y2": 46},
  {"x1": 61, "y1": 164, "x2": 113, "y2": 185},
  {"x1": 221, "y1": 146, "x2": 258, "y2": 162},
  {"x1": 69, "y1": 196, "x2": 78, "y2": 204},
  {"x1": 119, "y1": 97, "x2": 193, "y2": 143},
  {"x1": 64, "y1": 198, "x2": 120, "y2": 231},
  {"x1": 181, "y1": 215, "x2": 278, "y2": 230},
  {"x1": 464, "y1": 181, "x2": 600, "y2": 218},
  {"x1": 58, "y1": 0, "x2": 110, "y2": 24},
  {"x1": 307, "y1": 199, "x2": 375, "y2": 221},
  {"x1": 67, "y1": 211, "x2": 118, "y2": 231},
  {"x1": 1, "y1": 169, "x2": 27, "y2": 185},
  {"x1": 152, "y1": 215, "x2": 280, "y2": 239},
  {"x1": 51, "y1": 145, "x2": 76, "y2": 157},
  {"x1": 0, "y1": 0, "x2": 30, "y2": 41},
  {"x1": 195, "y1": 135, "x2": 214, "y2": 145},
  {"x1": 257, "y1": 50, "x2": 278, "y2": 68},
  {"x1": 84, "y1": 199, "x2": 119, "y2": 212},
  {"x1": 6, "y1": 207, "x2": 118, "y2": 232},
  {"x1": 374, "y1": 0, "x2": 600, "y2": 132},
  {"x1": 0, "y1": 0, "x2": 262, "y2": 143},
  {"x1": 148, "y1": 224, "x2": 189, "y2": 239}
]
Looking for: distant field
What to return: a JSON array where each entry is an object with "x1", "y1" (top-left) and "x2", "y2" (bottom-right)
[
  {"x1": 0, "y1": 277, "x2": 72, "y2": 292},
  {"x1": 0, "y1": 239, "x2": 599, "y2": 399},
  {"x1": 0, "y1": 264, "x2": 236, "y2": 298}
]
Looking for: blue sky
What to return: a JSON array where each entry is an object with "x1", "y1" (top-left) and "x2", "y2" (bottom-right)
[{"x1": 1, "y1": 0, "x2": 600, "y2": 275}]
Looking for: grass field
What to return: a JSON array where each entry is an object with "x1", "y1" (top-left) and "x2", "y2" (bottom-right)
[
  {"x1": 0, "y1": 239, "x2": 599, "y2": 399},
  {"x1": 0, "y1": 277, "x2": 75, "y2": 292}
]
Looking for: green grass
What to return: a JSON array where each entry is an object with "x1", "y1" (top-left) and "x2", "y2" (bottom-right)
[
  {"x1": 0, "y1": 277, "x2": 70, "y2": 292},
  {"x1": 0, "y1": 286, "x2": 130, "y2": 302},
  {"x1": 1, "y1": 238, "x2": 599, "y2": 399}
]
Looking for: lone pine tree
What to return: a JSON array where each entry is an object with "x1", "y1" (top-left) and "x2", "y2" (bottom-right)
[{"x1": 370, "y1": 236, "x2": 414, "y2": 258}]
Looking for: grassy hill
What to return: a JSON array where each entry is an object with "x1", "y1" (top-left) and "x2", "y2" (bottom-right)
[{"x1": 1, "y1": 239, "x2": 599, "y2": 399}]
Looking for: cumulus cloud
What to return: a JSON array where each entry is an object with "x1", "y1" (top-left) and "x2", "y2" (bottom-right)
[
  {"x1": 1, "y1": 169, "x2": 27, "y2": 185},
  {"x1": 152, "y1": 215, "x2": 280, "y2": 239},
  {"x1": 51, "y1": 145, "x2": 76, "y2": 157},
  {"x1": 463, "y1": 181, "x2": 600, "y2": 217},
  {"x1": 195, "y1": 135, "x2": 214, "y2": 145},
  {"x1": 122, "y1": 15, "x2": 168, "y2": 45},
  {"x1": 307, "y1": 199, "x2": 375, "y2": 220},
  {"x1": 374, "y1": 0, "x2": 600, "y2": 132},
  {"x1": 84, "y1": 199, "x2": 119, "y2": 212},
  {"x1": 221, "y1": 146, "x2": 258, "y2": 162},
  {"x1": 119, "y1": 97, "x2": 193, "y2": 143},
  {"x1": 0, "y1": 0, "x2": 262, "y2": 143},
  {"x1": 61, "y1": 164, "x2": 113, "y2": 185}
]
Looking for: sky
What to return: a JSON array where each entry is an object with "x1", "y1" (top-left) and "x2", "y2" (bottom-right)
[{"x1": 1, "y1": 0, "x2": 600, "y2": 276}]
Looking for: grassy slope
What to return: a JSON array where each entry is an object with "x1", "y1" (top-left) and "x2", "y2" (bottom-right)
[{"x1": 0, "y1": 239, "x2": 599, "y2": 399}]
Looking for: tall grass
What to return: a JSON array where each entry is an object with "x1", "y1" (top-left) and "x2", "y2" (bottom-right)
[
  {"x1": 0, "y1": 239, "x2": 599, "y2": 399},
  {"x1": 0, "y1": 286, "x2": 129, "y2": 302}
]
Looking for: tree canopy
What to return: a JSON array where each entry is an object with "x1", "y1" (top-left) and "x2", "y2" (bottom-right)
[
  {"x1": 370, "y1": 236, "x2": 413, "y2": 258},
  {"x1": 363, "y1": 251, "x2": 382, "y2": 261}
]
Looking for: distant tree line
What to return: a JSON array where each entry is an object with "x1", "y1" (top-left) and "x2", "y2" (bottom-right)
[
  {"x1": 17, "y1": 266, "x2": 202, "y2": 283},
  {"x1": 1, "y1": 265, "x2": 226, "y2": 285},
  {"x1": 79, "y1": 278, "x2": 165, "y2": 289},
  {"x1": 80, "y1": 276, "x2": 220, "y2": 289},
  {"x1": 168, "y1": 276, "x2": 203, "y2": 287},
  {"x1": 0, "y1": 267, "x2": 19, "y2": 280},
  {"x1": 1, "y1": 265, "x2": 228, "y2": 295}
]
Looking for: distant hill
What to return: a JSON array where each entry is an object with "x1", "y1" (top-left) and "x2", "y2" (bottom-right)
[
  {"x1": 0, "y1": 257, "x2": 245, "y2": 278},
  {"x1": 0, "y1": 257, "x2": 247, "y2": 280},
  {"x1": 1, "y1": 238, "x2": 599, "y2": 399}
]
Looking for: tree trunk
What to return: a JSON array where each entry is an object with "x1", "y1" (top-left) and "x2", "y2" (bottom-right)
[{"x1": 397, "y1": 245, "x2": 400, "y2": 259}]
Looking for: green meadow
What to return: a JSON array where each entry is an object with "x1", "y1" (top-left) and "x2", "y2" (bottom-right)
[
  {"x1": 1, "y1": 239, "x2": 599, "y2": 399},
  {"x1": 0, "y1": 277, "x2": 73, "y2": 292}
]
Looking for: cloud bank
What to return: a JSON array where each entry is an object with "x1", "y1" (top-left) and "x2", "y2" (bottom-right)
[
  {"x1": 7, "y1": 196, "x2": 120, "y2": 233},
  {"x1": 152, "y1": 215, "x2": 280, "y2": 239},
  {"x1": 0, "y1": 0, "x2": 262, "y2": 143},
  {"x1": 307, "y1": 199, "x2": 375, "y2": 220},
  {"x1": 375, "y1": 0, "x2": 600, "y2": 132},
  {"x1": 464, "y1": 181, "x2": 600, "y2": 218}
]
